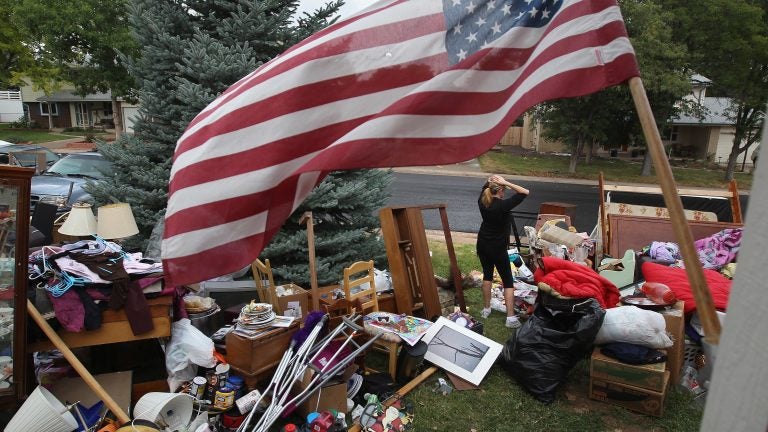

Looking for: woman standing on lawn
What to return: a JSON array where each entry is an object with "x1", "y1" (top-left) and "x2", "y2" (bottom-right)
[{"x1": 476, "y1": 174, "x2": 529, "y2": 328}]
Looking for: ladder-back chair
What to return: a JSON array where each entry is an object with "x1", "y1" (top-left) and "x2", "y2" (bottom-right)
[{"x1": 343, "y1": 260, "x2": 400, "y2": 379}]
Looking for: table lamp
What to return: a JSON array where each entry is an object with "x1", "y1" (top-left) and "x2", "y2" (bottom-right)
[
  {"x1": 57, "y1": 203, "x2": 97, "y2": 237},
  {"x1": 97, "y1": 203, "x2": 139, "y2": 240}
]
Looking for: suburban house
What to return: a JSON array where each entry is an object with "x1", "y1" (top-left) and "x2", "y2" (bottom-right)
[
  {"x1": 500, "y1": 74, "x2": 762, "y2": 168},
  {"x1": 19, "y1": 83, "x2": 114, "y2": 129},
  {"x1": 16, "y1": 82, "x2": 138, "y2": 133}
]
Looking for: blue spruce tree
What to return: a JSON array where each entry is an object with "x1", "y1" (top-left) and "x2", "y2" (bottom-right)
[{"x1": 87, "y1": 0, "x2": 393, "y2": 285}]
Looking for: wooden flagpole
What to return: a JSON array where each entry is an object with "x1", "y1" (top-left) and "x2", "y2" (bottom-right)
[
  {"x1": 300, "y1": 211, "x2": 320, "y2": 311},
  {"x1": 27, "y1": 300, "x2": 131, "y2": 424},
  {"x1": 628, "y1": 77, "x2": 721, "y2": 344}
]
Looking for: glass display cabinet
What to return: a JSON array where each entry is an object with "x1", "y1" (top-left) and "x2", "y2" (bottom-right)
[{"x1": 0, "y1": 166, "x2": 32, "y2": 404}]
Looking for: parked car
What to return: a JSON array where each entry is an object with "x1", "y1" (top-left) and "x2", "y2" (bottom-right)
[
  {"x1": 0, "y1": 141, "x2": 61, "y2": 169},
  {"x1": 30, "y1": 152, "x2": 114, "y2": 214}
]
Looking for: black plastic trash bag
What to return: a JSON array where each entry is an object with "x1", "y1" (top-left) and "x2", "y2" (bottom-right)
[{"x1": 502, "y1": 293, "x2": 605, "y2": 404}]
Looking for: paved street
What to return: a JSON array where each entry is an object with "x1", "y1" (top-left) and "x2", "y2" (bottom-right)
[{"x1": 387, "y1": 172, "x2": 601, "y2": 234}]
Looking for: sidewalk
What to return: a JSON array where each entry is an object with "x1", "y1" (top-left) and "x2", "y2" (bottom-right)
[{"x1": 394, "y1": 159, "x2": 601, "y2": 186}]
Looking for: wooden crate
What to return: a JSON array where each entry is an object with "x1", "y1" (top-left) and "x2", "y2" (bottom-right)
[{"x1": 225, "y1": 321, "x2": 300, "y2": 375}]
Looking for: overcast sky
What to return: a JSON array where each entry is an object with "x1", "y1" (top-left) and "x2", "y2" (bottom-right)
[{"x1": 296, "y1": 0, "x2": 371, "y2": 20}]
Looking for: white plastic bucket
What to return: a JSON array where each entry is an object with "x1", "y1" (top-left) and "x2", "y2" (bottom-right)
[{"x1": 5, "y1": 385, "x2": 78, "y2": 432}]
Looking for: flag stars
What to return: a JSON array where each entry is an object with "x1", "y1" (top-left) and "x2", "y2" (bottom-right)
[
  {"x1": 451, "y1": 0, "x2": 461, "y2": 5},
  {"x1": 466, "y1": 31, "x2": 478, "y2": 43},
  {"x1": 524, "y1": 0, "x2": 534, "y2": 4},
  {"x1": 517, "y1": 11, "x2": 524, "y2": 19},
  {"x1": 475, "y1": 16, "x2": 486, "y2": 26},
  {"x1": 486, "y1": 0, "x2": 496, "y2": 11},
  {"x1": 465, "y1": 1, "x2": 476, "y2": 13},
  {"x1": 457, "y1": 48, "x2": 468, "y2": 61},
  {"x1": 453, "y1": 22, "x2": 463, "y2": 34},
  {"x1": 501, "y1": 3, "x2": 511, "y2": 15},
  {"x1": 491, "y1": 22, "x2": 502, "y2": 34},
  {"x1": 542, "y1": 8, "x2": 551, "y2": 19},
  {"x1": 529, "y1": 7, "x2": 539, "y2": 18}
]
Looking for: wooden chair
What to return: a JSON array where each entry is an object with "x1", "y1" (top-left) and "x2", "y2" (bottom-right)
[
  {"x1": 343, "y1": 260, "x2": 401, "y2": 379},
  {"x1": 251, "y1": 258, "x2": 280, "y2": 313}
]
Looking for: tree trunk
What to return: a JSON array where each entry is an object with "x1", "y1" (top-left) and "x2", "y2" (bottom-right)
[
  {"x1": 111, "y1": 96, "x2": 123, "y2": 139},
  {"x1": 640, "y1": 150, "x2": 652, "y2": 176},
  {"x1": 724, "y1": 131, "x2": 747, "y2": 181},
  {"x1": 585, "y1": 140, "x2": 594, "y2": 164},
  {"x1": 568, "y1": 136, "x2": 582, "y2": 173},
  {"x1": 46, "y1": 102, "x2": 54, "y2": 130}
]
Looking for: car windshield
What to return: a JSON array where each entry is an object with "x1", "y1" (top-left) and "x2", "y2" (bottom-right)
[
  {"x1": 46, "y1": 154, "x2": 114, "y2": 179},
  {"x1": 0, "y1": 146, "x2": 60, "y2": 167}
]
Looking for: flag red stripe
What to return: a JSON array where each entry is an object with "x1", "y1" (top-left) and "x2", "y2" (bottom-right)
[
  {"x1": 303, "y1": 54, "x2": 640, "y2": 171},
  {"x1": 184, "y1": 12, "x2": 445, "y2": 134},
  {"x1": 169, "y1": 118, "x2": 368, "y2": 192},
  {"x1": 175, "y1": 54, "x2": 448, "y2": 158}
]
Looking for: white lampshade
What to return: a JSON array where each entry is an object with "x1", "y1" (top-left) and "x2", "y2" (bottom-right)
[
  {"x1": 97, "y1": 203, "x2": 139, "y2": 240},
  {"x1": 58, "y1": 203, "x2": 97, "y2": 236}
]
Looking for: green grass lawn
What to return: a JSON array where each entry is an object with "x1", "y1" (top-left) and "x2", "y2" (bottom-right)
[
  {"x1": 479, "y1": 151, "x2": 754, "y2": 191},
  {"x1": 398, "y1": 240, "x2": 704, "y2": 431},
  {"x1": 0, "y1": 124, "x2": 73, "y2": 143}
]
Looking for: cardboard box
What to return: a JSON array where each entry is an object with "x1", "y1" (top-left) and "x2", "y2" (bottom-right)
[
  {"x1": 591, "y1": 349, "x2": 667, "y2": 392},
  {"x1": 225, "y1": 321, "x2": 299, "y2": 375},
  {"x1": 276, "y1": 283, "x2": 309, "y2": 319},
  {"x1": 296, "y1": 364, "x2": 357, "y2": 416},
  {"x1": 590, "y1": 371, "x2": 670, "y2": 417},
  {"x1": 660, "y1": 301, "x2": 684, "y2": 385}
]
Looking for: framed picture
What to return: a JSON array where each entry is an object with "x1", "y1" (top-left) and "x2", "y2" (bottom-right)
[{"x1": 421, "y1": 317, "x2": 503, "y2": 386}]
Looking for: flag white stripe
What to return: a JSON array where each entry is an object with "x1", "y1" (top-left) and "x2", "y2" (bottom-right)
[
  {"x1": 189, "y1": 0, "x2": 443, "y2": 122},
  {"x1": 162, "y1": 211, "x2": 268, "y2": 260},
  {"x1": 331, "y1": 38, "x2": 635, "y2": 142},
  {"x1": 167, "y1": 151, "x2": 319, "y2": 219},
  {"x1": 173, "y1": 7, "x2": 625, "y2": 178}
]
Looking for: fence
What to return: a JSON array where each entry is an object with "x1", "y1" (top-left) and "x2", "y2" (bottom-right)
[{"x1": 0, "y1": 91, "x2": 21, "y2": 100}]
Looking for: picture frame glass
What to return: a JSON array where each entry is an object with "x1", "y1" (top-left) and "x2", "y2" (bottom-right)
[{"x1": 421, "y1": 317, "x2": 503, "y2": 386}]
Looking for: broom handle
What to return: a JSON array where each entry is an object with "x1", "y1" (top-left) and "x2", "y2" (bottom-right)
[{"x1": 27, "y1": 300, "x2": 131, "y2": 424}]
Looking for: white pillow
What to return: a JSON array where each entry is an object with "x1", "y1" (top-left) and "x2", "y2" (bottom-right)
[{"x1": 595, "y1": 306, "x2": 673, "y2": 348}]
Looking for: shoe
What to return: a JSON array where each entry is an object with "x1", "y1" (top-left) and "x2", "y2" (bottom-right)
[
  {"x1": 480, "y1": 307, "x2": 492, "y2": 319},
  {"x1": 505, "y1": 316, "x2": 522, "y2": 329}
]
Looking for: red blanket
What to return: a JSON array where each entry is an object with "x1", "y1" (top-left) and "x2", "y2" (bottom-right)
[
  {"x1": 534, "y1": 257, "x2": 620, "y2": 309},
  {"x1": 641, "y1": 262, "x2": 731, "y2": 313}
]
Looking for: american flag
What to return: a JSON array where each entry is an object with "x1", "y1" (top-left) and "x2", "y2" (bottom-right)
[{"x1": 162, "y1": 0, "x2": 639, "y2": 286}]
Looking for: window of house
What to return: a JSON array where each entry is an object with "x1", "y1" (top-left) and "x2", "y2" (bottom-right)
[
  {"x1": 661, "y1": 126, "x2": 679, "y2": 143},
  {"x1": 40, "y1": 103, "x2": 59, "y2": 116}
]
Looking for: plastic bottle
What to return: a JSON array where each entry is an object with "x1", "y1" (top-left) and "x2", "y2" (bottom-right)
[{"x1": 641, "y1": 282, "x2": 676, "y2": 304}]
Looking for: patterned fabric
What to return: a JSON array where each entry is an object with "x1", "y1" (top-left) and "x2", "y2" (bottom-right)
[
  {"x1": 604, "y1": 202, "x2": 718, "y2": 222},
  {"x1": 648, "y1": 242, "x2": 681, "y2": 262},
  {"x1": 694, "y1": 228, "x2": 743, "y2": 270}
]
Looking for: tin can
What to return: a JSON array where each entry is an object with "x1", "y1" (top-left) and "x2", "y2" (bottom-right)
[
  {"x1": 214, "y1": 386, "x2": 235, "y2": 410},
  {"x1": 204, "y1": 369, "x2": 219, "y2": 401},
  {"x1": 190, "y1": 376, "x2": 207, "y2": 400},
  {"x1": 215, "y1": 363, "x2": 230, "y2": 389}
]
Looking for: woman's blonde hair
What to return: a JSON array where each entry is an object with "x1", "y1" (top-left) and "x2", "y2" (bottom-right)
[{"x1": 481, "y1": 182, "x2": 503, "y2": 208}]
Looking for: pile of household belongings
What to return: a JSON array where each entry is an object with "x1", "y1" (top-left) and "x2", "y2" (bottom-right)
[{"x1": 502, "y1": 222, "x2": 740, "y2": 405}]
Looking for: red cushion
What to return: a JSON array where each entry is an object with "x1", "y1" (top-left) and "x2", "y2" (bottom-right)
[{"x1": 641, "y1": 262, "x2": 731, "y2": 314}]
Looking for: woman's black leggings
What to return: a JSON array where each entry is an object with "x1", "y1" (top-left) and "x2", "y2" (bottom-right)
[{"x1": 477, "y1": 243, "x2": 514, "y2": 288}]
